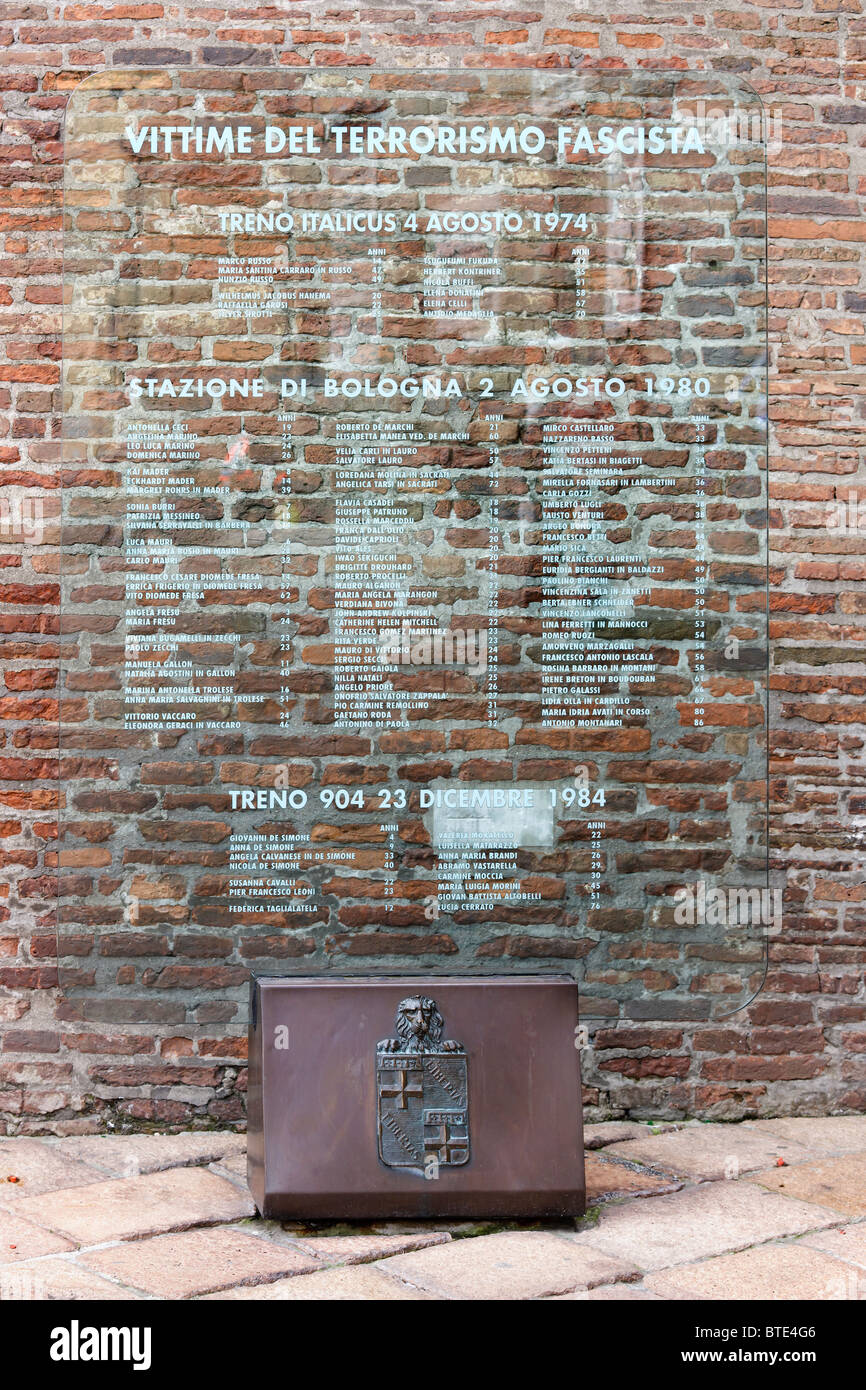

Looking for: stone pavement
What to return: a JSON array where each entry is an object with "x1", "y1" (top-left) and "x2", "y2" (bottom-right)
[{"x1": 0, "y1": 1118, "x2": 864, "y2": 1300}]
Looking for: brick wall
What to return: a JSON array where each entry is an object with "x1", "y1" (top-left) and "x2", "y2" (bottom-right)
[{"x1": 1, "y1": 2, "x2": 864, "y2": 1132}]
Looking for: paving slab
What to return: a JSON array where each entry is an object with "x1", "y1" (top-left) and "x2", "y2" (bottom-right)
[
  {"x1": 0, "y1": 1258, "x2": 143, "y2": 1301},
  {"x1": 0, "y1": 1209, "x2": 74, "y2": 1265},
  {"x1": 585, "y1": 1153, "x2": 679, "y2": 1202},
  {"x1": 10, "y1": 1167, "x2": 254, "y2": 1245},
  {"x1": 0, "y1": 1121, "x2": 857, "y2": 1303},
  {"x1": 202, "y1": 1264, "x2": 435, "y2": 1299},
  {"x1": 584, "y1": 1122, "x2": 663, "y2": 1149},
  {"x1": 747, "y1": 1117, "x2": 866, "y2": 1157},
  {"x1": 606, "y1": 1123, "x2": 814, "y2": 1182},
  {"x1": 549, "y1": 1282, "x2": 660, "y2": 1300},
  {"x1": 208, "y1": 1152, "x2": 247, "y2": 1188},
  {"x1": 645, "y1": 1243, "x2": 861, "y2": 1300},
  {"x1": 377, "y1": 1230, "x2": 638, "y2": 1300},
  {"x1": 572, "y1": 1180, "x2": 841, "y2": 1272},
  {"x1": 801, "y1": 1223, "x2": 866, "y2": 1272},
  {"x1": 80, "y1": 1225, "x2": 320, "y2": 1298},
  {"x1": 0, "y1": 1139, "x2": 105, "y2": 1202},
  {"x1": 584, "y1": 1282, "x2": 661, "y2": 1300},
  {"x1": 289, "y1": 1230, "x2": 451, "y2": 1264},
  {"x1": 748, "y1": 1155, "x2": 866, "y2": 1217},
  {"x1": 56, "y1": 1131, "x2": 246, "y2": 1177}
]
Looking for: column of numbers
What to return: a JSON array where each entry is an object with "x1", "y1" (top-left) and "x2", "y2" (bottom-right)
[
  {"x1": 487, "y1": 415, "x2": 501, "y2": 725},
  {"x1": 588, "y1": 821, "x2": 605, "y2": 911},
  {"x1": 573, "y1": 243, "x2": 589, "y2": 320},
  {"x1": 369, "y1": 246, "x2": 385, "y2": 332},
  {"x1": 693, "y1": 416, "x2": 708, "y2": 724}
]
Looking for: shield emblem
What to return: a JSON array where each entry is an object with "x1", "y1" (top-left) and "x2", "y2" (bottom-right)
[{"x1": 376, "y1": 996, "x2": 470, "y2": 1173}]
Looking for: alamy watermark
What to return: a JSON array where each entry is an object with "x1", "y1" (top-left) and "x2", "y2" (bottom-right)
[
  {"x1": 674, "y1": 99, "x2": 784, "y2": 156},
  {"x1": 1, "y1": 1268, "x2": 45, "y2": 1300},
  {"x1": 673, "y1": 881, "x2": 783, "y2": 934},
  {"x1": 824, "y1": 492, "x2": 866, "y2": 535},
  {"x1": 50, "y1": 1321, "x2": 152, "y2": 1370},
  {"x1": 377, "y1": 621, "x2": 488, "y2": 673},
  {"x1": 0, "y1": 496, "x2": 43, "y2": 543}
]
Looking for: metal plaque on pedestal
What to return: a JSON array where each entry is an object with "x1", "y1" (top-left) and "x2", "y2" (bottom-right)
[{"x1": 248, "y1": 975, "x2": 584, "y2": 1219}]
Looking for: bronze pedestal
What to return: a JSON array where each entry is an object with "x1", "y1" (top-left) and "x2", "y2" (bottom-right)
[{"x1": 247, "y1": 974, "x2": 586, "y2": 1220}]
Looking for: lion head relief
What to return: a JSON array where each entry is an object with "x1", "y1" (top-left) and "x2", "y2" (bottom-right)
[{"x1": 378, "y1": 995, "x2": 464, "y2": 1054}]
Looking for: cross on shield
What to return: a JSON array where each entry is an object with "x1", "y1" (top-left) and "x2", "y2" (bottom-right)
[
  {"x1": 423, "y1": 1118, "x2": 469, "y2": 1166},
  {"x1": 378, "y1": 1068, "x2": 423, "y2": 1111}
]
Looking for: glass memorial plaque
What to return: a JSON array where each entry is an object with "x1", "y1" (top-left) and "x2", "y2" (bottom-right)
[{"x1": 60, "y1": 70, "x2": 769, "y2": 1042}]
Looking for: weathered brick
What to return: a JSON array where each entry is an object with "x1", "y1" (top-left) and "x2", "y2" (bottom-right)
[{"x1": 0, "y1": 7, "x2": 860, "y2": 1135}]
